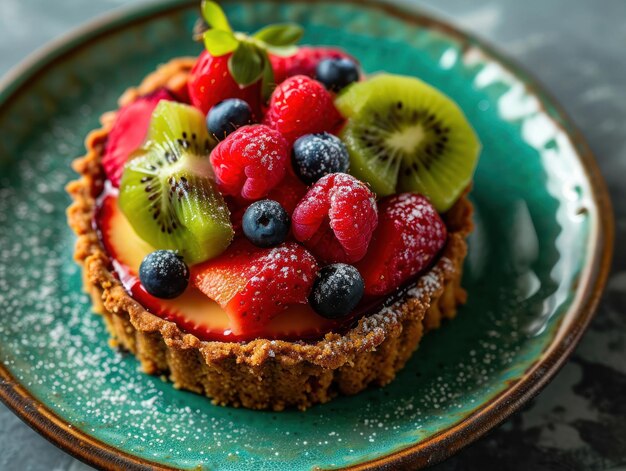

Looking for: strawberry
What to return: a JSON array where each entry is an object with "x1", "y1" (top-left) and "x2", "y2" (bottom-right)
[
  {"x1": 292, "y1": 173, "x2": 378, "y2": 264},
  {"x1": 263, "y1": 75, "x2": 343, "y2": 144},
  {"x1": 102, "y1": 88, "x2": 173, "y2": 187},
  {"x1": 270, "y1": 46, "x2": 355, "y2": 85},
  {"x1": 187, "y1": 51, "x2": 262, "y2": 118},
  {"x1": 192, "y1": 239, "x2": 318, "y2": 335},
  {"x1": 210, "y1": 124, "x2": 290, "y2": 200},
  {"x1": 357, "y1": 193, "x2": 447, "y2": 296}
]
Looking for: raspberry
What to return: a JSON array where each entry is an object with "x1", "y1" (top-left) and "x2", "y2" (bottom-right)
[
  {"x1": 187, "y1": 51, "x2": 262, "y2": 118},
  {"x1": 103, "y1": 88, "x2": 173, "y2": 187},
  {"x1": 356, "y1": 193, "x2": 447, "y2": 296},
  {"x1": 263, "y1": 75, "x2": 343, "y2": 144},
  {"x1": 292, "y1": 173, "x2": 378, "y2": 263},
  {"x1": 210, "y1": 124, "x2": 290, "y2": 200},
  {"x1": 270, "y1": 46, "x2": 355, "y2": 85},
  {"x1": 193, "y1": 239, "x2": 318, "y2": 335}
]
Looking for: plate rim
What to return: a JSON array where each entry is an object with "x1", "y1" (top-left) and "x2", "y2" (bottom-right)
[{"x1": 0, "y1": 0, "x2": 614, "y2": 469}]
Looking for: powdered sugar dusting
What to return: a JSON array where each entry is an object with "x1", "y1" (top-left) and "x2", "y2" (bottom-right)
[
  {"x1": 292, "y1": 132, "x2": 349, "y2": 182},
  {"x1": 195, "y1": 240, "x2": 318, "y2": 325},
  {"x1": 361, "y1": 192, "x2": 447, "y2": 295},
  {"x1": 292, "y1": 173, "x2": 378, "y2": 263},
  {"x1": 210, "y1": 124, "x2": 289, "y2": 200}
]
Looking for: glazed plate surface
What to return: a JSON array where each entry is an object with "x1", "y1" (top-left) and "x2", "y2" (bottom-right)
[{"x1": 0, "y1": 0, "x2": 612, "y2": 469}]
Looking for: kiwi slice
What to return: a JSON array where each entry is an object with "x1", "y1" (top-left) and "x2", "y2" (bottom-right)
[
  {"x1": 119, "y1": 101, "x2": 233, "y2": 265},
  {"x1": 336, "y1": 74, "x2": 480, "y2": 211}
]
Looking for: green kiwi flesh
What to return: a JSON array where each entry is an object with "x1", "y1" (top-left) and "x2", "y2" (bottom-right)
[
  {"x1": 336, "y1": 74, "x2": 480, "y2": 211},
  {"x1": 119, "y1": 101, "x2": 233, "y2": 265}
]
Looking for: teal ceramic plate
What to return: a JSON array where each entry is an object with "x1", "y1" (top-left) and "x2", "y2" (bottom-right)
[{"x1": 0, "y1": 1, "x2": 613, "y2": 469}]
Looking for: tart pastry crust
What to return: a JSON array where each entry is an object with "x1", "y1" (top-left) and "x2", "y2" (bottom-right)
[{"x1": 66, "y1": 59, "x2": 473, "y2": 411}]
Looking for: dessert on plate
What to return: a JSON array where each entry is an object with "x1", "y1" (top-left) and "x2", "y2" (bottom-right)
[{"x1": 67, "y1": 1, "x2": 479, "y2": 410}]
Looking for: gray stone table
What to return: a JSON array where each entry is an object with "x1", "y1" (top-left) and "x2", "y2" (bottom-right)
[{"x1": 1, "y1": 0, "x2": 625, "y2": 469}]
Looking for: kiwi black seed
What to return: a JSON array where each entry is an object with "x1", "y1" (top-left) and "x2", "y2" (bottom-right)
[{"x1": 119, "y1": 101, "x2": 233, "y2": 265}]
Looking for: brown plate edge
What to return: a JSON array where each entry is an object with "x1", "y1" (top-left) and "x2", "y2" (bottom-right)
[{"x1": 0, "y1": 0, "x2": 614, "y2": 470}]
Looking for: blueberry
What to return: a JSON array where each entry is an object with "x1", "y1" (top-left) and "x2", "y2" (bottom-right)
[
  {"x1": 207, "y1": 98, "x2": 253, "y2": 140},
  {"x1": 310, "y1": 264, "x2": 364, "y2": 319},
  {"x1": 292, "y1": 132, "x2": 350, "y2": 185},
  {"x1": 315, "y1": 58, "x2": 359, "y2": 92},
  {"x1": 139, "y1": 250, "x2": 189, "y2": 299},
  {"x1": 242, "y1": 200, "x2": 290, "y2": 248}
]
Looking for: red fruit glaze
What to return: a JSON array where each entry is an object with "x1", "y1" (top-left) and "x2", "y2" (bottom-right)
[
  {"x1": 97, "y1": 192, "x2": 345, "y2": 342},
  {"x1": 292, "y1": 173, "x2": 378, "y2": 264},
  {"x1": 210, "y1": 124, "x2": 290, "y2": 200},
  {"x1": 102, "y1": 88, "x2": 173, "y2": 187},
  {"x1": 263, "y1": 75, "x2": 343, "y2": 144},
  {"x1": 270, "y1": 46, "x2": 355, "y2": 85},
  {"x1": 193, "y1": 239, "x2": 319, "y2": 335},
  {"x1": 187, "y1": 51, "x2": 262, "y2": 117},
  {"x1": 357, "y1": 193, "x2": 447, "y2": 296}
]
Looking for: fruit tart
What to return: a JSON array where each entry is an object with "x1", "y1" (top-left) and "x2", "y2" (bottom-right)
[{"x1": 67, "y1": 2, "x2": 479, "y2": 411}]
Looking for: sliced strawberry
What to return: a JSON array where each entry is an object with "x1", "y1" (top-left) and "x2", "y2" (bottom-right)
[
  {"x1": 188, "y1": 51, "x2": 262, "y2": 118},
  {"x1": 102, "y1": 88, "x2": 173, "y2": 187},
  {"x1": 192, "y1": 239, "x2": 318, "y2": 335},
  {"x1": 270, "y1": 46, "x2": 356, "y2": 85},
  {"x1": 292, "y1": 173, "x2": 378, "y2": 263},
  {"x1": 357, "y1": 193, "x2": 447, "y2": 296}
]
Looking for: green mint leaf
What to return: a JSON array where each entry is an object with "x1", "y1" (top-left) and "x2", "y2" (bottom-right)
[
  {"x1": 201, "y1": 0, "x2": 232, "y2": 32},
  {"x1": 228, "y1": 42, "x2": 264, "y2": 87},
  {"x1": 266, "y1": 44, "x2": 298, "y2": 57},
  {"x1": 203, "y1": 29, "x2": 239, "y2": 56},
  {"x1": 261, "y1": 52, "x2": 275, "y2": 100},
  {"x1": 253, "y1": 23, "x2": 303, "y2": 47}
]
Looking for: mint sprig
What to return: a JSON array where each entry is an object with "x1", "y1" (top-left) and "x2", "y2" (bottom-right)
[
  {"x1": 201, "y1": 0, "x2": 232, "y2": 32},
  {"x1": 253, "y1": 24, "x2": 303, "y2": 46},
  {"x1": 203, "y1": 29, "x2": 238, "y2": 56},
  {"x1": 229, "y1": 41, "x2": 265, "y2": 86},
  {"x1": 200, "y1": 0, "x2": 303, "y2": 97}
]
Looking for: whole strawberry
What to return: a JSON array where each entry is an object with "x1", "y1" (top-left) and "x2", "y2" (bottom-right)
[
  {"x1": 263, "y1": 75, "x2": 343, "y2": 144},
  {"x1": 190, "y1": 2, "x2": 307, "y2": 118},
  {"x1": 188, "y1": 51, "x2": 262, "y2": 117},
  {"x1": 357, "y1": 193, "x2": 447, "y2": 296},
  {"x1": 270, "y1": 46, "x2": 355, "y2": 85},
  {"x1": 210, "y1": 124, "x2": 290, "y2": 200},
  {"x1": 292, "y1": 173, "x2": 378, "y2": 264}
]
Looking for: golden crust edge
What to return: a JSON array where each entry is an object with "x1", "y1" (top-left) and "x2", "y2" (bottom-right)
[{"x1": 65, "y1": 58, "x2": 474, "y2": 410}]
